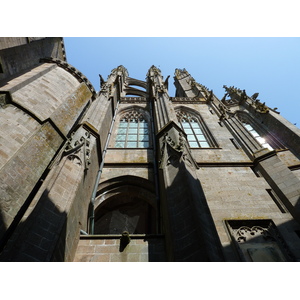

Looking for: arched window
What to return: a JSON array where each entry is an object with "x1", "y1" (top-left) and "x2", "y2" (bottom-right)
[
  {"x1": 236, "y1": 112, "x2": 284, "y2": 151},
  {"x1": 94, "y1": 195, "x2": 156, "y2": 234},
  {"x1": 115, "y1": 109, "x2": 150, "y2": 148},
  {"x1": 94, "y1": 176, "x2": 157, "y2": 234},
  {"x1": 176, "y1": 109, "x2": 216, "y2": 148},
  {"x1": 242, "y1": 122, "x2": 273, "y2": 151}
]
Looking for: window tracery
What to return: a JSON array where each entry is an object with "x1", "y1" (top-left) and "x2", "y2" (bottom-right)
[
  {"x1": 176, "y1": 109, "x2": 216, "y2": 148},
  {"x1": 225, "y1": 219, "x2": 295, "y2": 262},
  {"x1": 242, "y1": 122, "x2": 273, "y2": 151},
  {"x1": 115, "y1": 110, "x2": 150, "y2": 148}
]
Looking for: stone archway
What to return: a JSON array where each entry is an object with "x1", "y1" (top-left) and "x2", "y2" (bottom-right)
[{"x1": 94, "y1": 176, "x2": 157, "y2": 234}]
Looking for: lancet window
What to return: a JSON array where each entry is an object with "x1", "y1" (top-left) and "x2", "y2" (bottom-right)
[
  {"x1": 242, "y1": 122, "x2": 273, "y2": 151},
  {"x1": 115, "y1": 110, "x2": 150, "y2": 148},
  {"x1": 176, "y1": 109, "x2": 216, "y2": 148}
]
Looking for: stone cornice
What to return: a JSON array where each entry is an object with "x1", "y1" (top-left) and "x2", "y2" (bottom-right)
[
  {"x1": 40, "y1": 57, "x2": 97, "y2": 100},
  {"x1": 120, "y1": 97, "x2": 147, "y2": 103},
  {"x1": 170, "y1": 97, "x2": 206, "y2": 104}
]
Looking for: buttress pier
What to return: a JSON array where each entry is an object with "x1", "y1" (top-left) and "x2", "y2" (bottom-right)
[{"x1": 1, "y1": 39, "x2": 300, "y2": 261}]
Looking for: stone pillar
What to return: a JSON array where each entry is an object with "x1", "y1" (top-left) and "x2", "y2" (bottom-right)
[
  {"x1": 0, "y1": 61, "x2": 94, "y2": 249},
  {"x1": 255, "y1": 151, "x2": 300, "y2": 223},
  {"x1": 147, "y1": 65, "x2": 177, "y2": 131},
  {"x1": 0, "y1": 123, "x2": 100, "y2": 261},
  {"x1": 157, "y1": 122, "x2": 224, "y2": 261}
]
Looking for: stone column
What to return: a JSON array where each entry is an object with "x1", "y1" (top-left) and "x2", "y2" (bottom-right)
[
  {"x1": 157, "y1": 121, "x2": 224, "y2": 261},
  {"x1": 147, "y1": 65, "x2": 177, "y2": 131}
]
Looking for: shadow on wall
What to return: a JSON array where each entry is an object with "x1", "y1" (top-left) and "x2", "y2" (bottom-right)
[
  {"x1": 0, "y1": 188, "x2": 67, "y2": 262},
  {"x1": 161, "y1": 146, "x2": 225, "y2": 261},
  {"x1": 117, "y1": 235, "x2": 167, "y2": 262},
  {"x1": 147, "y1": 236, "x2": 167, "y2": 261},
  {"x1": 222, "y1": 216, "x2": 300, "y2": 262},
  {"x1": 93, "y1": 175, "x2": 157, "y2": 235},
  {"x1": 0, "y1": 209, "x2": 6, "y2": 249}
]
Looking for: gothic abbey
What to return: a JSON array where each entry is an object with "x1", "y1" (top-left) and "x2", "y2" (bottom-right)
[{"x1": 1, "y1": 37, "x2": 300, "y2": 261}]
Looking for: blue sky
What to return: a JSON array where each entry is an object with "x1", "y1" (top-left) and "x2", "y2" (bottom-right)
[{"x1": 64, "y1": 37, "x2": 300, "y2": 127}]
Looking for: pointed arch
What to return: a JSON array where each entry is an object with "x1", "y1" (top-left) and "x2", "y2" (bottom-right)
[
  {"x1": 113, "y1": 106, "x2": 151, "y2": 148},
  {"x1": 175, "y1": 106, "x2": 218, "y2": 148},
  {"x1": 236, "y1": 111, "x2": 285, "y2": 150},
  {"x1": 94, "y1": 176, "x2": 157, "y2": 234}
]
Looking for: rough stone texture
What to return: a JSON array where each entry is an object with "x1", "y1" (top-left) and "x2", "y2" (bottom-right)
[
  {"x1": 1, "y1": 43, "x2": 300, "y2": 262},
  {"x1": 0, "y1": 104, "x2": 40, "y2": 169},
  {"x1": 277, "y1": 149, "x2": 300, "y2": 167},
  {"x1": 0, "y1": 38, "x2": 46, "y2": 51},
  {"x1": 256, "y1": 154, "x2": 300, "y2": 221},
  {"x1": 262, "y1": 110, "x2": 300, "y2": 159},
  {"x1": 73, "y1": 237, "x2": 166, "y2": 262},
  {"x1": 10, "y1": 65, "x2": 81, "y2": 121},
  {"x1": 0, "y1": 37, "x2": 65, "y2": 82},
  {"x1": 0, "y1": 126, "x2": 100, "y2": 261},
  {"x1": 0, "y1": 38, "x2": 30, "y2": 50},
  {"x1": 0, "y1": 61, "x2": 93, "y2": 245},
  {"x1": 104, "y1": 149, "x2": 153, "y2": 164},
  {"x1": 0, "y1": 122, "x2": 63, "y2": 240},
  {"x1": 101, "y1": 166, "x2": 154, "y2": 184},
  {"x1": 293, "y1": 169, "x2": 300, "y2": 180}
]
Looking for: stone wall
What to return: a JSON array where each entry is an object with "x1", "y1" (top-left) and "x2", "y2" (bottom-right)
[
  {"x1": 0, "y1": 62, "x2": 93, "y2": 255},
  {"x1": 0, "y1": 37, "x2": 65, "y2": 82},
  {"x1": 74, "y1": 236, "x2": 166, "y2": 262},
  {"x1": 197, "y1": 165, "x2": 300, "y2": 261}
]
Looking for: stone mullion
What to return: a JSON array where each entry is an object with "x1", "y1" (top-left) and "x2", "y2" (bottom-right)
[
  {"x1": 158, "y1": 93, "x2": 169, "y2": 127},
  {"x1": 153, "y1": 95, "x2": 162, "y2": 130},
  {"x1": 223, "y1": 117, "x2": 263, "y2": 158}
]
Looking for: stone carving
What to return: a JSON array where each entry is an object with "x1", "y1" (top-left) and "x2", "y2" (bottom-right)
[
  {"x1": 253, "y1": 100, "x2": 269, "y2": 113},
  {"x1": 218, "y1": 103, "x2": 232, "y2": 121},
  {"x1": 159, "y1": 124, "x2": 198, "y2": 170},
  {"x1": 121, "y1": 110, "x2": 145, "y2": 122},
  {"x1": 0, "y1": 92, "x2": 12, "y2": 108},
  {"x1": 246, "y1": 92, "x2": 269, "y2": 112},
  {"x1": 251, "y1": 92, "x2": 259, "y2": 100},
  {"x1": 228, "y1": 220, "x2": 296, "y2": 261},
  {"x1": 164, "y1": 75, "x2": 170, "y2": 90},
  {"x1": 64, "y1": 128, "x2": 92, "y2": 170},
  {"x1": 222, "y1": 85, "x2": 270, "y2": 114},
  {"x1": 174, "y1": 68, "x2": 189, "y2": 79},
  {"x1": 99, "y1": 74, "x2": 106, "y2": 88},
  {"x1": 207, "y1": 90, "x2": 214, "y2": 102},
  {"x1": 110, "y1": 65, "x2": 129, "y2": 78},
  {"x1": 234, "y1": 225, "x2": 274, "y2": 243},
  {"x1": 221, "y1": 85, "x2": 244, "y2": 106},
  {"x1": 155, "y1": 85, "x2": 166, "y2": 94},
  {"x1": 67, "y1": 154, "x2": 83, "y2": 166},
  {"x1": 146, "y1": 65, "x2": 162, "y2": 79}
]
